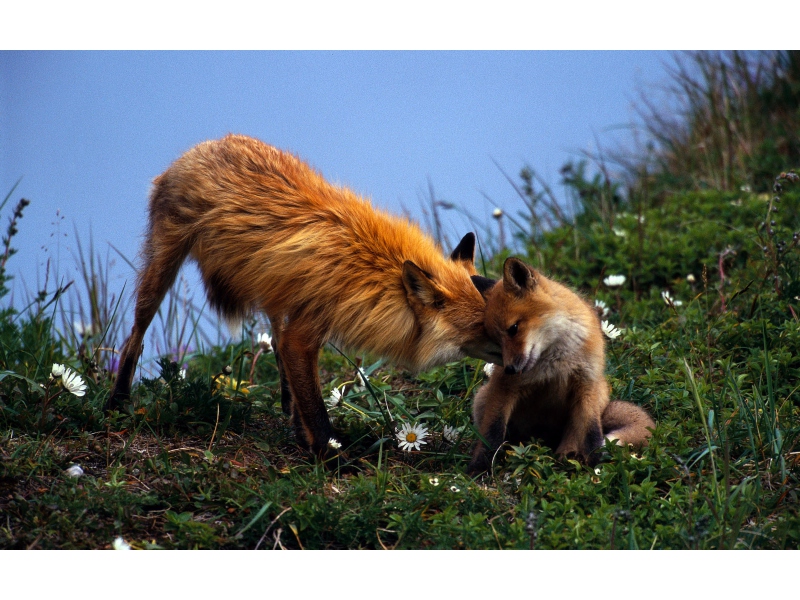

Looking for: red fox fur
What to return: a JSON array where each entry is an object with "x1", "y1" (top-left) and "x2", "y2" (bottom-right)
[
  {"x1": 468, "y1": 257, "x2": 654, "y2": 474},
  {"x1": 108, "y1": 134, "x2": 501, "y2": 460}
]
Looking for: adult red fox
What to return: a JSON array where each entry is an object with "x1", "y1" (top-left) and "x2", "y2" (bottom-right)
[
  {"x1": 468, "y1": 257, "x2": 654, "y2": 474},
  {"x1": 108, "y1": 134, "x2": 501, "y2": 461}
]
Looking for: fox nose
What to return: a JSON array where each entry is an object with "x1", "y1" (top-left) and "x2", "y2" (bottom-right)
[{"x1": 504, "y1": 364, "x2": 518, "y2": 375}]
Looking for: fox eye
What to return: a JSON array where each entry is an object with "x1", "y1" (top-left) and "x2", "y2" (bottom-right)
[{"x1": 507, "y1": 323, "x2": 519, "y2": 337}]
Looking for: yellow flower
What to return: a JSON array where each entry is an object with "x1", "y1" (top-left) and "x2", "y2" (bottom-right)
[{"x1": 215, "y1": 375, "x2": 250, "y2": 396}]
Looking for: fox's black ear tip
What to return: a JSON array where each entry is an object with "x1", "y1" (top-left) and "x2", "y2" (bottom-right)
[
  {"x1": 450, "y1": 232, "x2": 477, "y2": 262},
  {"x1": 471, "y1": 275, "x2": 497, "y2": 297}
]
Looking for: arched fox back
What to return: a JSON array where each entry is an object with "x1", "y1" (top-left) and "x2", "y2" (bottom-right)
[{"x1": 109, "y1": 134, "x2": 501, "y2": 461}]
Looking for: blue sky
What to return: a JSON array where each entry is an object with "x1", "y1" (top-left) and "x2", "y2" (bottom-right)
[{"x1": 2, "y1": 51, "x2": 672, "y2": 304}]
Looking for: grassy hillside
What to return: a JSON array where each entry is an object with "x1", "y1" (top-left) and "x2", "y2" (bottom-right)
[{"x1": 1, "y1": 168, "x2": 799, "y2": 549}]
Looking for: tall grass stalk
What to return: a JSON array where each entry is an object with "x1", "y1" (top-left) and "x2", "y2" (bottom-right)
[{"x1": 683, "y1": 357, "x2": 720, "y2": 505}]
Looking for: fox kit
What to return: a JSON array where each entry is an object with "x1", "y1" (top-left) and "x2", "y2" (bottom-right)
[
  {"x1": 468, "y1": 257, "x2": 654, "y2": 474},
  {"x1": 108, "y1": 134, "x2": 501, "y2": 460}
]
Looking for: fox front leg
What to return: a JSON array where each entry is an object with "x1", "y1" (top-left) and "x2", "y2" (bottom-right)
[
  {"x1": 267, "y1": 315, "x2": 293, "y2": 417},
  {"x1": 555, "y1": 378, "x2": 608, "y2": 466},
  {"x1": 468, "y1": 384, "x2": 513, "y2": 474}
]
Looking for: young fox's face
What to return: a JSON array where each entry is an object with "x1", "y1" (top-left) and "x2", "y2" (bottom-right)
[
  {"x1": 484, "y1": 258, "x2": 590, "y2": 376},
  {"x1": 402, "y1": 257, "x2": 502, "y2": 369}
]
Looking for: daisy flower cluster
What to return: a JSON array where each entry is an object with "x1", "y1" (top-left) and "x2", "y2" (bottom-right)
[{"x1": 51, "y1": 363, "x2": 87, "y2": 397}]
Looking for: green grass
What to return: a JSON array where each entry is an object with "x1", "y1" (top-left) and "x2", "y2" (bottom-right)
[{"x1": 2, "y1": 172, "x2": 800, "y2": 549}]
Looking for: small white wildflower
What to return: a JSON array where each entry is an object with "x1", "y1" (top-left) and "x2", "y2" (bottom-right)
[
  {"x1": 612, "y1": 227, "x2": 627, "y2": 237},
  {"x1": 355, "y1": 371, "x2": 367, "y2": 392},
  {"x1": 257, "y1": 332, "x2": 272, "y2": 352},
  {"x1": 429, "y1": 477, "x2": 439, "y2": 486},
  {"x1": 601, "y1": 320, "x2": 623, "y2": 340},
  {"x1": 179, "y1": 369, "x2": 187, "y2": 380},
  {"x1": 483, "y1": 363, "x2": 495, "y2": 378},
  {"x1": 686, "y1": 273, "x2": 696, "y2": 283},
  {"x1": 603, "y1": 274, "x2": 626, "y2": 288},
  {"x1": 112, "y1": 537, "x2": 131, "y2": 550},
  {"x1": 661, "y1": 290, "x2": 683, "y2": 307},
  {"x1": 450, "y1": 485, "x2": 460, "y2": 493},
  {"x1": 65, "y1": 464, "x2": 84, "y2": 478},
  {"x1": 492, "y1": 207, "x2": 503, "y2": 218},
  {"x1": 395, "y1": 422, "x2": 429, "y2": 452},
  {"x1": 51, "y1": 363, "x2": 66, "y2": 378},
  {"x1": 73, "y1": 321, "x2": 92, "y2": 338},
  {"x1": 594, "y1": 299, "x2": 609, "y2": 317},
  {"x1": 637, "y1": 215, "x2": 645, "y2": 224},
  {"x1": 443, "y1": 425, "x2": 461, "y2": 444},
  {"x1": 328, "y1": 438, "x2": 342, "y2": 450},
  {"x1": 61, "y1": 368, "x2": 87, "y2": 397},
  {"x1": 326, "y1": 386, "x2": 342, "y2": 408}
]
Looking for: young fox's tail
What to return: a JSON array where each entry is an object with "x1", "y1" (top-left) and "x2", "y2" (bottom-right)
[{"x1": 601, "y1": 401, "x2": 655, "y2": 450}]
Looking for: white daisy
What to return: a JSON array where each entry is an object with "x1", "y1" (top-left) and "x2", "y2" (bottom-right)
[
  {"x1": 354, "y1": 371, "x2": 368, "y2": 392},
  {"x1": 443, "y1": 425, "x2": 462, "y2": 444},
  {"x1": 603, "y1": 274, "x2": 626, "y2": 288},
  {"x1": 328, "y1": 438, "x2": 342, "y2": 450},
  {"x1": 601, "y1": 320, "x2": 623, "y2": 340},
  {"x1": 594, "y1": 299, "x2": 609, "y2": 317},
  {"x1": 65, "y1": 464, "x2": 84, "y2": 478},
  {"x1": 51, "y1": 363, "x2": 66, "y2": 378},
  {"x1": 326, "y1": 386, "x2": 342, "y2": 408},
  {"x1": 395, "y1": 422, "x2": 429, "y2": 452},
  {"x1": 483, "y1": 363, "x2": 495, "y2": 378},
  {"x1": 661, "y1": 290, "x2": 683, "y2": 307},
  {"x1": 429, "y1": 477, "x2": 440, "y2": 486},
  {"x1": 112, "y1": 537, "x2": 131, "y2": 550},
  {"x1": 61, "y1": 368, "x2": 87, "y2": 397},
  {"x1": 450, "y1": 485, "x2": 460, "y2": 493},
  {"x1": 257, "y1": 332, "x2": 272, "y2": 352}
]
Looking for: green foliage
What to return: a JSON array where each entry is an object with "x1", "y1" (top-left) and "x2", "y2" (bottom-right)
[
  {"x1": 2, "y1": 136, "x2": 800, "y2": 547},
  {"x1": 634, "y1": 51, "x2": 800, "y2": 195}
]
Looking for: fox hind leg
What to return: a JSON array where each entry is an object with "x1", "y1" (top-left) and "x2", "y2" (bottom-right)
[{"x1": 107, "y1": 220, "x2": 191, "y2": 410}]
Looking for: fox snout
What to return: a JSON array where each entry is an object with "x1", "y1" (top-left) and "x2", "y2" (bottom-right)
[{"x1": 502, "y1": 344, "x2": 540, "y2": 375}]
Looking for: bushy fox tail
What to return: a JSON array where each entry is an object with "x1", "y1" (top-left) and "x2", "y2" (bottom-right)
[{"x1": 602, "y1": 400, "x2": 655, "y2": 450}]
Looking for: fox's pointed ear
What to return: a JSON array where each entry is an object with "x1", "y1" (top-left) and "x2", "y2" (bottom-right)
[
  {"x1": 503, "y1": 257, "x2": 537, "y2": 296},
  {"x1": 450, "y1": 232, "x2": 476, "y2": 264},
  {"x1": 470, "y1": 275, "x2": 496, "y2": 299},
  {"x1": 403, "y1": 261, "x2": 445, "y2": 309}
]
